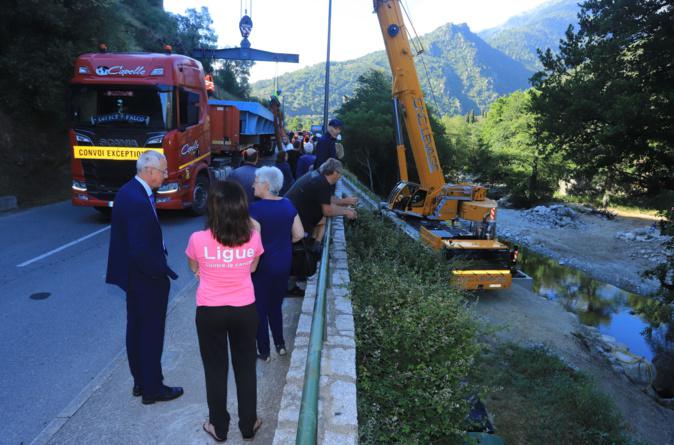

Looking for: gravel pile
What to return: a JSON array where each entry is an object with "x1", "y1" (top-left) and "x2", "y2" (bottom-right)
[
  {"x1": 522, "y1": 204, "x2": 582, "y2": 228},
  {"x1": 616, "y1": 226, "x2": 667, "y2": 243}
]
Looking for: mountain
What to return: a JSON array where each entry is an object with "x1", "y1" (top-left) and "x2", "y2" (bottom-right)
[
  {"x1": 478, "y1": 0, "x2": 581, "y2": 72},
  {"x1": 251, "y1": 23, "x2": 532, "y2": 118}
]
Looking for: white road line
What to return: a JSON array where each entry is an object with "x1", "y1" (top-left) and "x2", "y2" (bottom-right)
[{"x1": 17, "y1": 226, "x2": 111, "y2": 268}]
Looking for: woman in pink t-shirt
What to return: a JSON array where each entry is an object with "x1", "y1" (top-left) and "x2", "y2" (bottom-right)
[{"x1": 185, "y1": 181, "x2": 264, "y2": 442}]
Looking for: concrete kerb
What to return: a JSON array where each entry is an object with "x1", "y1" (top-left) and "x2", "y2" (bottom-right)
[
  {"x1": 29, "y1": 276, "x2": 198, "y2": 445},
  {"x1": 273, "y1": 181, "x2": 359, "y2": 445}
]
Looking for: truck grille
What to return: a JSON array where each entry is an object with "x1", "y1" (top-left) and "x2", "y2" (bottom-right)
[{"x1": 82, "y1": 160, "x2": 136, "y2": 201}]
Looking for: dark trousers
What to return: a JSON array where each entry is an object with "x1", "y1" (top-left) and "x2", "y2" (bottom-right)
[
  {"x1": 125, "y1": 276, "x2": 169, "y2": 397},
  {"x1": 196, "y1": 304, "x2": 259, "y2": 439},
  {"x1": 253, "y1": 273, "x2": 286, "y2": 355}
]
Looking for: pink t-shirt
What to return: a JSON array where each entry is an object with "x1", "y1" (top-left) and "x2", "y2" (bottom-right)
[{"x1": 185, "y1": 229, "x2": 264, "y2": 307}]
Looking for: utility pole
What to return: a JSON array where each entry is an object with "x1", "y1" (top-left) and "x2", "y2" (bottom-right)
[{"x1": 322, "y1": 0, "x2": 333, "y2": 133}]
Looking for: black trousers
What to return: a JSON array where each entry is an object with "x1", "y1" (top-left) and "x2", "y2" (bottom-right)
[
  {"x1": 196, "y1": 304, "x2": 259, "y2": 439},
  {"x1": 125, "y1": 276, "x2": 170, "y2": 397}
]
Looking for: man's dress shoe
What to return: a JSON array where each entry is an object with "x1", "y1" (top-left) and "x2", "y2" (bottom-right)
[
  {"x1": 142, "y1": 385, "x2": 184, "y2": 405},
  {"x1": 132, "y1": 385, "x2": 142, "y2": 397}
]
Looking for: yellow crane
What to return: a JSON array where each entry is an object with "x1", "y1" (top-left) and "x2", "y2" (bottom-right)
[{"x1": 373, "y1": 0, "x2": 516, "y2": 290}]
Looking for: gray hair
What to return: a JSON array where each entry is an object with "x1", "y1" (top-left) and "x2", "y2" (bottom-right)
[
  {"x1": 136, "y1": 150, "x2": 166, "y2": 173},
  {"x1": 255, "y1": 166, "x2": 284, "y2": 195},
  {"x1": 318, "y1": 158, "x2": 343, "y2": 176}
]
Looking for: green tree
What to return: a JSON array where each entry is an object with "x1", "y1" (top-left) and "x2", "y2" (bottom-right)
[
  {"x1": 338, "y1": 70, "x2": 454, "y2": 195},
  {"x1": 530, "y1": 0, "x2": 674, "y2": 204},
  {"x1": 161, "y1": 7, "x2": 252, "y2": 99},
  {"x1": 169, "y1": 7, "x2": 217, "y2": 57},
  {"x1": 0, "y1": 0, "x2": 131, "y2": 118},
  {"x1": 338, "y1": 70, "x2": 397, "y2": 194},
  {"x1": 479, "y1": 90, "x2": 565, "y2": 205},
  {"x1": 211, "y1": 59, "x2": 253, "y2": 99}
]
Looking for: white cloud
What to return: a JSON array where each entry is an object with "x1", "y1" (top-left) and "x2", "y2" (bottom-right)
[{"x1": 164, "y1": 0, "x2": 548, "y2": 83}]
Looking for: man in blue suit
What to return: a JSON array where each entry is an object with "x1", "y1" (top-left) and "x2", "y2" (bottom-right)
[
  {"x1": 106, "y1": 150, "x2": 183, "y2": 404},
  {"x1": 228, "y1": 147, "x2": 258, "y2": 204}
]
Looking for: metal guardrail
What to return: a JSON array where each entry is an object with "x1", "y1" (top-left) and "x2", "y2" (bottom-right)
[{"x1": 296, "y1": 217, "x2": 333, "y2": 445}]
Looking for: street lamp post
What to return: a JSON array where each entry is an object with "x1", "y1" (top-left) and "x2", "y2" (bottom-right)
[{"x1": 322, "y1": 0, "x2": 333, "y2": 133}]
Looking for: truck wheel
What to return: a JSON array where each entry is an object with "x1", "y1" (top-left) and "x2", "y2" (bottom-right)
[{"x1": 190, "y1": 175, "x2": 209, "y2": 216}]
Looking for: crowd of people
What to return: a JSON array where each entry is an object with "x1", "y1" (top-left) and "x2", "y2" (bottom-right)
[{"x1": 105, "y1": 119, "x2": 358, "y2": 441}]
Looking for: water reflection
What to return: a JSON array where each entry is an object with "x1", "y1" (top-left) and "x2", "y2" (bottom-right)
[{"x1": 519, "y1": 248, "x2": 672, "y2": 361}]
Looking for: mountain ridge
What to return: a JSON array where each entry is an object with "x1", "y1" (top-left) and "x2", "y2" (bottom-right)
[
  {"x1": 250, "y1": 0, "x2": 580, "y2": 118},
  {"x1": 251, "y1": 22, "x2": 531, "y2": 118},
  {"x1": 478, "y1": 0, "x2": 581, "y2": 71}
]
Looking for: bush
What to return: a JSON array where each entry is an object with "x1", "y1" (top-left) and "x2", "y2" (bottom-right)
[
  {"x1": 472, "y1": 344, "x2": 632, "y2": 445},
  {"x1": 347, "y1": 212, "x2": 481, "y2": 444}
]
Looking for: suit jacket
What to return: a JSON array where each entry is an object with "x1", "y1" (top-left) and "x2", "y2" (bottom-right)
[
  {"x1": 228, "y1": 163, "x2": 258, "y2": 204},
  {"x1": 106, "y1": 178, "x2": 176, "y2": 291}
]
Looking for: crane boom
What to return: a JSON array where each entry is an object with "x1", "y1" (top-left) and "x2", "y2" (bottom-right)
[{"x1": 373, "y1": 0, "x2": 444, "y2": 191}]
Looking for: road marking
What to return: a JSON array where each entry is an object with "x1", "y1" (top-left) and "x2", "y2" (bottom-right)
[{"x1": 17, "y1": 226, "x2": 111, "y2": 267}]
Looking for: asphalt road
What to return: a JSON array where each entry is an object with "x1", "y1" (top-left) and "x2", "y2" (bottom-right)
[{"x1": 0, "y1": 201, "x2": 205, "y2": 445}]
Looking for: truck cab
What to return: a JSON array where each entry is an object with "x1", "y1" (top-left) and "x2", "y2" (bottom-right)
[{"x1": 70, "y1": 51, "x2": 211, "y2": 214}]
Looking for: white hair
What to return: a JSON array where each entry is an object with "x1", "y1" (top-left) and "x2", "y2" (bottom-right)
[
  {"x1": 136, "y1": 150, "x2": 166, "y2": 173},
  {"x1": 303, "y1": 142, "x2": 314, "y2": 154},
  {"x1": 255, "y1": 166, "x2": 284, "y2": 195}
]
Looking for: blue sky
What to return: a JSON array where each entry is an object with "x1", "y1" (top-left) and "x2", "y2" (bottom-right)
[{"x1": 164, "y1": 0, "x2": 549, "y2": 83}]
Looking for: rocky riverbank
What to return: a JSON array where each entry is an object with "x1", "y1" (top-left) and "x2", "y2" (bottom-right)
[{"x1": 496, "y1": 203, "x2": 667, "y2": 296}]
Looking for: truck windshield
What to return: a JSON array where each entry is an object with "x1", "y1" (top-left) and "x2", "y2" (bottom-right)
[{"x1": 71, "y1": 85, "x2": 174, "y2": 130}]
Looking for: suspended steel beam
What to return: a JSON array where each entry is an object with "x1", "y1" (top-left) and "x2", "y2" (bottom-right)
[
  {"x1": 193, "y1": 15, "x2": 298, "y2": 64},
  {"x1": 192, "y1": 47, "x2": 298, "y2": 63}
]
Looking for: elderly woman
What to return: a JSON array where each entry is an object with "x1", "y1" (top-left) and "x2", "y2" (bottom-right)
[{"x1": 250, "y1": 166, "x2": 304, "y2": 361}]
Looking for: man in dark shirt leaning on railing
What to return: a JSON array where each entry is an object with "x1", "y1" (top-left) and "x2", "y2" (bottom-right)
[{"x1": 284, "y1": 158, "x2": 357, "y2": 296}]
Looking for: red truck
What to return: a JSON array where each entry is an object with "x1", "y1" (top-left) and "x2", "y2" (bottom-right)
[{"x1": 69, "y1": 49, "x2": 273, "y2": 215}]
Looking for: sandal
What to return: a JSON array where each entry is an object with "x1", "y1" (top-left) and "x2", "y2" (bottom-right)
[
  {"x1": 203, "y1": 420, "x2": 226, "y2": 442},
  {"x1": 242, "y1": 418, "x2": 262, "y2": 441}
]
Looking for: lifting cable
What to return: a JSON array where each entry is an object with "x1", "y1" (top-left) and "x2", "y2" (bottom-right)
[
  {"x1": 241, "y1": 0, "x2": 253, "y2": 19},
  {"x1": 274, "y1": 62, "x2": 279, "y2": 96},
  {"x1": 400, "y1": 0, "x2": 441, "y2": 114}
]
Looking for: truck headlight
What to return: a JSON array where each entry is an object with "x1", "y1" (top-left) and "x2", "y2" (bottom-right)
[
  {"x1": 75, "y1": 133, "x2": 93, "y2": 144},
  {"x1": 145, "y1": 135, "x2": 164, "y2": 146},
  {"x1": 72, "y1": 180, "x2": 87, "y2": 191},
  {"x1": 157, "y1": 182, "x2": 179, "y2": 194}
]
